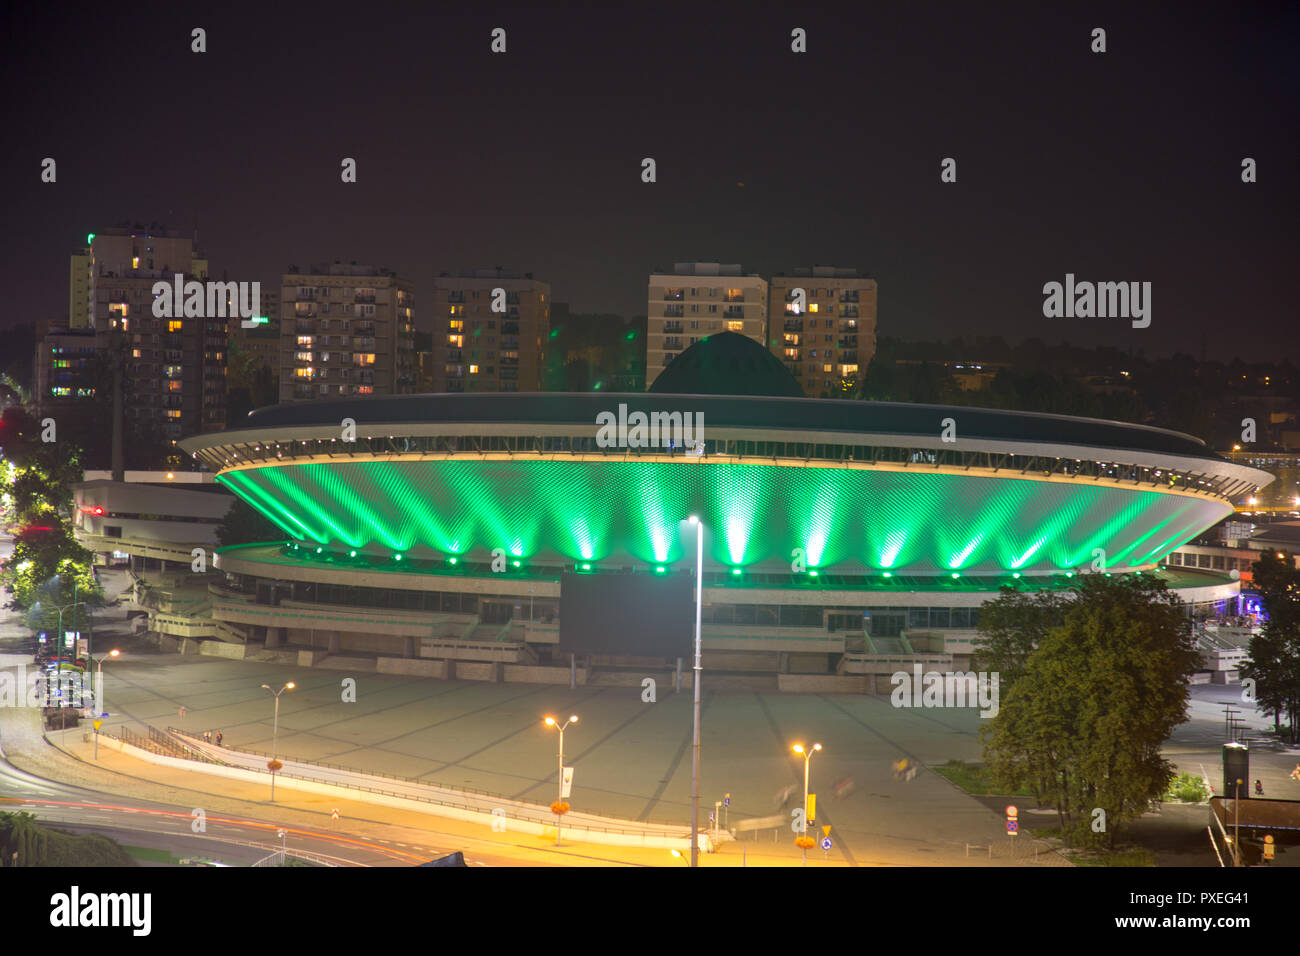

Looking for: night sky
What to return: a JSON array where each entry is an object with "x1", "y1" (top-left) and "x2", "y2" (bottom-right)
[{"x1": 3, "y1": 1, "x2": 1296, "y2": 360}]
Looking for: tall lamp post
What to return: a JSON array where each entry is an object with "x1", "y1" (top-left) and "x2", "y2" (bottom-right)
[
  {"x1": 261, "y1": 682, "x2": 295, "y2": 801},
  {"x1": 687, "y1": 515, "x2": 704, "y2": 866},
  {"x1": 543, "y1": 714, "x2": 578, "y2": 846},
  {"x1": 792, "y1": 741, "x2": 822, "y2": 866},
  {"x1": 90, "y1": 649, "x2": 120, "y2": 759}
]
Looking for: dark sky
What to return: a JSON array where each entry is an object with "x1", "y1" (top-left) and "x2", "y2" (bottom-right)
[{"x1": 3, "y1": 1, "x2": 1296, "y2": 360}]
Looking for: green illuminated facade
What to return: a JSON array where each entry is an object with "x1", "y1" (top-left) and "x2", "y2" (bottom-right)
[{"x1": 217, "y1": 458, "x2": 1229, "y2": 575}]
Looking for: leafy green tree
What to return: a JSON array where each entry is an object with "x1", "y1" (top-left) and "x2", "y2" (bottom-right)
[
  {"x1": 1240, "y1": 549, "x2": 1300, "y2": 743},
  {"x1": 972, "y1": 587, "x2": 1071, "y2": 689},
  {"x1": 215, "y1": 498, "x2": 284, "y2": 548},
  {"x1": 983, "y1": 575, "x2": 1200, "y2": 847},
  {"x1": 4, "y1": 524, "x2": 101, "y2": 611}
]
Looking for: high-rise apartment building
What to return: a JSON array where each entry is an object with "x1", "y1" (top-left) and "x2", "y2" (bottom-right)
[
  {"x1": 768, "y1": 267, "x2": 876, "y2": 397},
  {"x1": 646, "y1": 263, "x2": 768, "y2": 389},
  {"x1": 279, "y1": 262, "x2": 415, "y2": 402},
  {"x1": 429, "y1": 270, "x2": 550, "y2": 393},
  {"x1": 88, "y1": 226, "x2": 225, "y2": 451},
  {"x1": 69, "y1": 245, "x2": 92, "y2": 329}
]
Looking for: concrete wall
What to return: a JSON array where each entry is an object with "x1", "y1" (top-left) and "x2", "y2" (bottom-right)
[
  {"x1": 377, "y1": 658, "x2": 450, "y2": 679},
  {"x1": 316, "y1": 656, "x2": 377, "y2": 673},
  {"x1": 778, "y1": 674, "x2": 869, "y2": 694},
  {"x1": 198, "y1": 640, "x2": 248, "y2": 660},
  {"x1": 456, "y1": 661, "x2": 501, "y2": 682},
  {"x1": 504, "y1": 665, "x2": 588, "y2": 685}
]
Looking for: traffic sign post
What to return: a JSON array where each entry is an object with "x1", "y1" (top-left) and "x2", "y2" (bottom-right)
[
  {"x1": 724, "y1": 792, "x2": 730, "y2": 829},
  {"x1": 1264, "y1": 834, "x2": 1274, "y2": 862},
  {"x1": 821, "y1": 835, "x2": 832, "y2": 863},
  {"x1": 92, "y1": 718, "x2": 103, "y2": 760},
  {"x1": 1006, "y1": 805, "x2": 1019, "y2": 858}
]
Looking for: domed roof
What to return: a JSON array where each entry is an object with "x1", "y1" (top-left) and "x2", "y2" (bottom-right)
[{"x1": 649, "y1": 331, "x2": 803, "y2": 397}]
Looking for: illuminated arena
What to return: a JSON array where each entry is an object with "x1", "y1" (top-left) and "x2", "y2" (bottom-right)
[{"x1": 178, "y1": 335, "x2": 1274, "y2": 681}]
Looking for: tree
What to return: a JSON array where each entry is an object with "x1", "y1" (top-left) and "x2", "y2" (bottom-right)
[
  {"x1": 982, "y1": 574, "x2": 1200, "y2": 847},
  {"x1": 1240, "y1": 549, "x2": 1300, "y2": 743},
  {"x1": 215, "y1": 498, "x2": 284, "y2": 548},
  {"x1": 972, "y1": 586, "x2": 1071, "y2": 689}
]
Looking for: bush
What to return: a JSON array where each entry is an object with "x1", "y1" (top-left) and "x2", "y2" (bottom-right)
[{"x1": 1166, "y1": 773, "x2": 1209, "y2": 803}]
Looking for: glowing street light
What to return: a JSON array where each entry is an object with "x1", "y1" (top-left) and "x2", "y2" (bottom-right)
[
  {"x1": 90, "y1": 649, "x2": 119, "y2": 760},
  {"x1": 543, "y1": 714, "x2": 578, "y2": 846},
  {"x1": 792, "y1": 741, "x2": 822, "y2": 866},
  {"x1": 261, "y1": 682, "x2": 296, "y2": 801}
]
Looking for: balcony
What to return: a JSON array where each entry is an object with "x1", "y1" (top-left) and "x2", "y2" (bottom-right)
[
  {"x1": 662, "y1": 322, "x2": 683, "y2": 335},
  {"x1": 784, "y1": 320, "x2": 803, "y2": 332},
  {"x1": 447, "y1": 292, "x2": 466, "y2": 303},
  {"x1": 724, "y1": 293, "x2": 745, "y2": 302},
  {"x1": 351, "y1": 337, "x2": 376, "y2": 349},
  {"x1": 840, "y1": 306, "x2": 859, "y2": 318},
  {"x1": 446, "y1": 350, "x2": 464, "y2": 362},
  {"x1": 663, "y1": 290, "x2": 684, "y2": 301},
  {"x1": 838, "y1": 336, "x2": 858, "y2": 348},
  {"x1": 663, "y1": 305, "x2": 684, "y2": 318},
  {"x1": 354, "y1": 323, "x2": 377, "y2": 336},
  {"x1": 502, "y1": 322, "x2": 519, "y2": 335},
  {"x1": 354, "y1": 294, "x2": 376, "y2": 304},
  {"x1": 840, "y1": 291, "x2": 860, "y2": 303},
  {"x1": 723, "y1": 308, "x2": 744, "y2": 318},
  {"x1": 664, "y1": 338, "x2": 683, "y2": 350}
]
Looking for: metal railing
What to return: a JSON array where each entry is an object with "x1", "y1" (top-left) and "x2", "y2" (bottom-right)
[{"x1": 162, "y1": 728, "x2": 692, "y2": 838}]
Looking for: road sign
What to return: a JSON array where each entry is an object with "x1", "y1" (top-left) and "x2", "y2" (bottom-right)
[
  {"x1": 561, "y1": 766, "x2": 574, "y2": 798},
  {"x1": 709, "y1": 812, "x2": 714, "y2": 822},
  {"x1": 1006, "y1": 805, "x2": 1018, "y2": 818},
  {"x1": 724, "y1": 794, "x2": 731, "y2": 808},
  {"x1": 820, "y1": 837, "x2": 832, "y2": 851},
  {"x1": 1007, "y1": 819, "x2": 1019, "y2": 834},
  {"x1": 331, "y1": 808, "x2": 340, "y2": 821},
  {"x1": 807, "y1": 793, "x2": 816, "y2": 821},
  {"x1": 1264, "y1": 834, "x2": 1274, "y2": 861},
  {"x1": 92, "y1": 720, "x2": 102, "y2": 731},
  {"x1": 822, "y1": 825, "x2": 831, "y2": 836}
]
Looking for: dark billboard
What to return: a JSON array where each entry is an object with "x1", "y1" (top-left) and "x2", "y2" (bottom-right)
[{"x1": 559, "y1": 571, "x2": 694, "y2": 657}]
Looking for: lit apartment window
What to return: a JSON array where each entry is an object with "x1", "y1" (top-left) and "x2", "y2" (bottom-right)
[
  {"x1": 447, "y1": 335, "x2": 463, "y2": 347},
  {"x1": 354, "y1": 353, "x2": 376, "y2": 366},
  {"x1": 449, "y1": 320, "x2": 464, "y2": 331},
  {"x1": 297, "y1": 335, "x2": 313, "y2": 346},
  {"x1": 358, "y1": 386, "x2": 373, "y2": 394},
  {"x1": 166, "y1": 410, "x2": 182, "y2": 420},
  {"x1": 295, "y1": 367, "x2": 315, "y2": 379},
  {"x1": 132, "y1": 256, "x2": 140, "y2": 269},
  {"x1": 168, "y1": 381, "x2": 182, "y2": 391},
  {"x1": 823, "y1": 364, "x2": 833, "y2": 373},
  {"x1": 726, "y1": 321, "x2": 744, "y2": 332},
  {"x1": 110, "y1": 302, "x2": 129, "y2": 316},
  {"x1": 168, "y1": 321, "x2": 183, "y2": 332},
  {"x1": 839, "y1": 364, "x2": 859, "y2": 376},
  {"x1": 809, "y1": 304, "x2": 819, "y2": 313},
  {"x1": 132, "y1": 349, "x2": 142, "y2": 358},
  {"x1": 295, "y1": 351, "x2": 313, "y2": 362},
  {"x1": 469, "y1": 365, "x2": 479, "y2": 374}
]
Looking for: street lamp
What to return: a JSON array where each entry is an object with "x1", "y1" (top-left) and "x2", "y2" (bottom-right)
[
  {"x1": 89, "y1": 649, "x2": 119, "y2": 760},
  {"x1": 543, "y1": 714, "x2": 578, "y2": 846},
  {"x1": 261, "y1": 682, "x2": 295, "y2": 801},
  {"x1": 792, "y1": 741, "x2": 822, "y2": 866},
  {"x1": 687, "y1": 515, "x2": 704, "y2": 866}
]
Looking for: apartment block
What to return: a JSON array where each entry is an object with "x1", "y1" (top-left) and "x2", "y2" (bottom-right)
[
  {"x1": 34, "y1": 321, "x2": 98, "y2": 419},
  {"x1": 768, "y1": 267, "x2": 876, "y2": 397},
  {"x1": 430, "y1": 269, "x2": 550, "y2": 393},
  {"x1": 279, "y1": 262, "x2": 416, "y2": 402},
  {"x1": 69, "y1": 247, "x2": 92, "y2": 329},
  {"x1": 646, "y1": 263, "x2": 768, "y2": 389},
  {"x1": 88, "y1": 226, "x2": 225, "y2": 449}
]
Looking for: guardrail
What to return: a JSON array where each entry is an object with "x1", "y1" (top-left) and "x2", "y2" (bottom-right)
[{"x1": 164, "y1": 727, "x2": 692, "y2": 838}]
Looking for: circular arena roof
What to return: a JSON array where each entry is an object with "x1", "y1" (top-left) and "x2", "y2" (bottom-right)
[{"x1": 181, "y1": 392, "x2": 1272, "y2": 578}]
